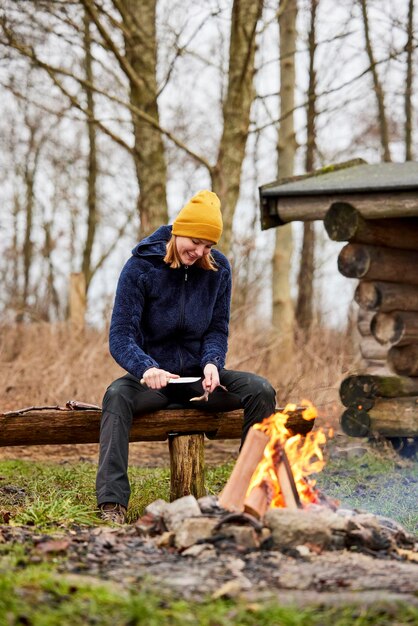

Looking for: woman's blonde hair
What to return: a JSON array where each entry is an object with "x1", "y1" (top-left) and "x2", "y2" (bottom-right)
[{"x1": 164, "y1": 235, "x2": 218, "y2": 271}]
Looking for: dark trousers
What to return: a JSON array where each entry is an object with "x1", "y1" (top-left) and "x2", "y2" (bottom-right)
[{"x1": 96, "y1": 369, "x2": 276, "y2": 508}]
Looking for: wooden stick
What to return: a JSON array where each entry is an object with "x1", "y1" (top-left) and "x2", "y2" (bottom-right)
[{"x1": 218, "y1": 428, "x2": 270, "y2": 513}]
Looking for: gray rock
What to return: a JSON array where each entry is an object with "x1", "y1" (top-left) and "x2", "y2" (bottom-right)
[
  {"x1": 264, "y1": 509, "x2": 337, "y2": 549},
  {"x1": 145, "y1": 498, "x2": 168, "y2": 518},
  {"x1": 163, "y1": 495, "x2": 202, "y2": 532},
  {"x1": 181, "y1": 543, "x2": 216, "y2": 558},
  {"x1": 221, "y1": 525, "x2": 260, "y2": 550},
  {"x1": 175, "y1": 517, "x2": 219, "y2": 549}
]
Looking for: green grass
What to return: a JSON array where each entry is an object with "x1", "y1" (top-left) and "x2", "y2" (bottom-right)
[
  {"x1": 0, "y1": 454, "x2": 417, "y2": 624},
  {"x1": 316, "y1": 450, "x2": 418, "y2": 534},
  {"x1": 0, "y1": 450, "x2": 417, "y2": 532},
  {"x1": 0, "y1": 563, "x2": 416, "y2": 626},
  {"x1": 0, "y1": 460, "x2": 236, "y2": 528}
]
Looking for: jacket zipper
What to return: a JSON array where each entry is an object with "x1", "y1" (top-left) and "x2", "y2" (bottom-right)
[{"x1": 177, "y1": 266, "x2": 188, "y2": 373}]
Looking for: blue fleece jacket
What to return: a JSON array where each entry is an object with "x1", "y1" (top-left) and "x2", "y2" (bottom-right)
[{"x1": 109, "y1": 225, "x2": 232, "y2": 379}]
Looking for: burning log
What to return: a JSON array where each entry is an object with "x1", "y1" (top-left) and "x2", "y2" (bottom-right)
[
  {"x1": 355, "y1": 281, "x2": 418, "y2": 313},
  {"x1": 388, "y1": 344, "x2": 418, "y2": 377},
  {"x1": 341, "y1": 396, "x2": 418, "y2": 438},
  {"x1": 243, "y1": 482, "x2": 272, "y2": 519},
  {"x1": 371, "y1": 311, "x2": 418, "y2": 346},
  {"x1": 218, "y1": 428, "x2": 269, "y2": 513},
  {"x1": 340, "y1": 374, "x2": 418, "y2": 409},
  {"x1": 275, "y1": 446, "x2": 301, "y2": 510},
  {"x1": 337, "y1": 243, "x2": 418, "y2": 285},
  {"x1": 324, "y1": 203, "x2": 418, "y2": 249}
]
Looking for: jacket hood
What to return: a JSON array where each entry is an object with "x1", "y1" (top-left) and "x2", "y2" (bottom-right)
[{"x1": 131, "y1": 225, "x2": 172, "y2": 258}]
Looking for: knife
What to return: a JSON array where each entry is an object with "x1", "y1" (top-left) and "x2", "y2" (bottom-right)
[{"x1": 140, "y1": 376, "x2": 201, "y2": 385}]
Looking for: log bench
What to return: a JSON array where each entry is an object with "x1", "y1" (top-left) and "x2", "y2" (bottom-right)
[{"x1": 0, "y1": 406, "x2": 313, "y2": 501}]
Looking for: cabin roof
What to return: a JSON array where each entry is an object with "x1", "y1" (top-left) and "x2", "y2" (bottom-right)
[
  {"x1": 259, "y1": 160, "x2": 418, "y2": 230},
  {"x1": 260, "y1": 161, "x2": 418, "y2": 198}
]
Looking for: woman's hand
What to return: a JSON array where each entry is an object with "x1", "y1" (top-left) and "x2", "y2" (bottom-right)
[
  {"x1": 142, "y1": 368, "x2": 179, "y2": 389},
  {"x1": 203, "y1": 363, "x2": 219, "y2": 393}
]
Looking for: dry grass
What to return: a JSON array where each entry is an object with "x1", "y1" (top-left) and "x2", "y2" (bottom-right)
[{"x1": 0, "y1": 320, "x2": 358, "y2": 431}]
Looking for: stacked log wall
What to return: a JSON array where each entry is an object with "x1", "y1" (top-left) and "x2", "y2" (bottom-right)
[{"x1": 324, "y1": 202, "x2": 418, "y2": 438}]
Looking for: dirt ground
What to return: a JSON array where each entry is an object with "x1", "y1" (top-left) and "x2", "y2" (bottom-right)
[{"x1": 0, "y1": 439, "x2": 241, "y2": 467}]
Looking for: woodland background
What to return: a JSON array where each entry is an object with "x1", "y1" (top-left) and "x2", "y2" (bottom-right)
[{"x1": 0, "y1": 0, "x2": 416, "y2": 416}]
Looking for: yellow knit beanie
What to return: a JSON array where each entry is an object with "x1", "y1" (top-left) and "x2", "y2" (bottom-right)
[{"x1": 172, "y1": 190, "x2": 222, "y2": 244}]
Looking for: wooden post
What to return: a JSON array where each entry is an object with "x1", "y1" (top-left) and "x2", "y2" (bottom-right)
[
  {"x1": 69, "y1": 272, "x2": 86, "y2": 329},
  {"x1": 168, "y1": 434, "x2": 206, "y2": 501}
]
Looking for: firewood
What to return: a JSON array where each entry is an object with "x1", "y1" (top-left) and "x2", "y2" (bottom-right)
[
  {"x1": 218, "y1": 429, "x2": 269, "y2": 513},
  {"x1": 355, "y1": 281, "x2": 418, "y2": 313},
  {"x1": 338, "y1": 243, "x2": 418, "y2": 285},
  {"x1": 275, "y1": 447, "x2": 301, "y2": 510},
  {"x1": 243, "y1": 482, "x2": 271, "y2": 519},
  {"x1": 388, "y1": 344, "x2": 418, "y2": 377},
  {"x1": 340, "y1": 374, "x2": 418, "y2": 409},
  {"x1": 324, "y1": 202, "x2": 418, "y2": 249},
  {"x1": 341, "y1": 396, "x2": 418, "y2": 438},
  {"x1": 371, "y1": 311, "x2": 418, "y2": 346}
]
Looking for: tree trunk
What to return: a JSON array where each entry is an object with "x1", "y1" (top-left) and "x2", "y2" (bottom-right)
[
  {"x1": 211, "y1": 0, "x2": 264, "y2": 255},
  {"x1": 359, "y1": 0, "x2": 392, "y2": 162},
  {"x1": 324, "y1": 202, "x2": 418, "y2": 249},
  {"x1": 296, "y1": 0, "x2": 317, "y2": 331},
  {"x1": 338, "y1": 243, "x2": 418, "y2": 285},
  {"x1": 405, "y1": 0, "x2": 414, "y2": 161},
  {"x1": 169, "y1": 434, "x2": 206, "y2": 501},
  {"x1": 371, "y1": 311, "x2": 418, "y2": 347},
  {"x1": 272, "y1": 0, "x2": 298, "y2": 340},
  {"x1": 118, "y1": 0, "x2": 168, "y2": 237},
  {"x1": 81, "y1": 8, "x2": 98, "y2": 292},
  {"x1": 388, "y1": 344, "x2": 418, "y2": 376},
  {"x1": 355, "y1": 281, "x2": 418, "y2": 312}
]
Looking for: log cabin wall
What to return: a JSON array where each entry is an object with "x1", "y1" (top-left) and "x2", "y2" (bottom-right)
[
  {"x1": 324, "y1": 202, "x2": 418, "y2": 440},
  {"x1": 259, "y1": 162, "x2": 418, "y2": 441}
]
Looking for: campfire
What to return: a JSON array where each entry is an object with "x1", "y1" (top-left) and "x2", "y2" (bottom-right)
[
  {"x1": 134, "y1": 402, "x2": 416, "y2": 563},
  {"x1": 219, "y1": 401, "x2": 331, "y2": 518}
]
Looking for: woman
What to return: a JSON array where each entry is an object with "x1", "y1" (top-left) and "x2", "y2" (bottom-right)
[{"x1": 97, "y1": 190, "x2": 276, "y2": 523}]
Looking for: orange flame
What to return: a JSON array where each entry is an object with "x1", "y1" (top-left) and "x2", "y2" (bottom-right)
[{"x1": 246, "y1": 400, "x2": 329, "y2": 508}]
